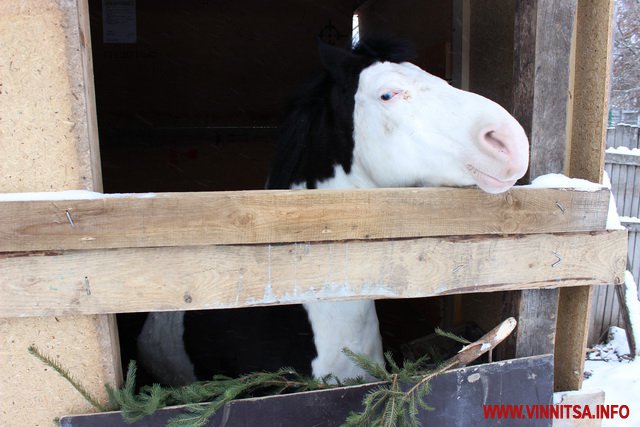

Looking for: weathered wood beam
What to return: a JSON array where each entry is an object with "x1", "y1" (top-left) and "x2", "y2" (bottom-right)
[
  {"x1": 605, "y1": 151, "x2": 640, "y2": 167},
  {"x1": 508, "y1": 0, "x2": 577, "y2": 362},
  {"x1": 0, "y1": 230, "x2": 627, "y2": 318},
  {"x1": 556, "y1": 0, "x2": 615, "y2": 393},
  {"x1": 0, "y1": 187, "x2": 611, "y2": 252},
  {"x1": 513, "y1": 0, "x2": 576, "y2": 181},
  {"x1": 568, "y1": 1, "x2": 614, "y2": 183}
]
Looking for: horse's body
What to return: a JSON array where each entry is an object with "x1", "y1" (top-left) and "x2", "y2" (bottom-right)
[{"x1": 138, "y1": 37, "x2": 529, "y2": 385}]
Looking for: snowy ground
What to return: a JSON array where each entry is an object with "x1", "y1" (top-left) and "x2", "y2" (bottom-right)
[
  {"x1": 582, "y1": 326, "x2": 640, "y2": 426},
  {"x1": 578, "y1": 272, "x2": 640, "y2": 426}
]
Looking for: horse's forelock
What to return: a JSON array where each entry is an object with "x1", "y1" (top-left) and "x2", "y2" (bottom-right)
[
  {"x1": 352, "y1": 35, "x2": 416, "y2": 65},
  {"x1": 267, "y1": 35, "x2": 415, "y2": 190}
]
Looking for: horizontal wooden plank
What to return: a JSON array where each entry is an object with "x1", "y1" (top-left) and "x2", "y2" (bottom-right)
[
  {"x1": 605, "y1": 151, "x2": 640, "y2": 166},
  {"x1": 0, "y1": 230, "x2": 626, "y2": 318},
  {"x1": 0, "y1": 187, "x2": 610, "y2": 252},
  {"x1": 622, "y1": 221, "x2": 640, "y2": 232}
]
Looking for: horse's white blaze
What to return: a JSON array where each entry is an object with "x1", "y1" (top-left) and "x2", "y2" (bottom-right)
[{"x1": 351, "y1": 62, "x2": 529, "y2": 193}]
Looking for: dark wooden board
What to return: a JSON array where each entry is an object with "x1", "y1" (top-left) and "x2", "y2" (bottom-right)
[
  {"x1": 60, "y1": 355, "x2": 553, "y2": 427},
  {"x1": 507, "y1": 0, "x2": 577, "y2": 366}
]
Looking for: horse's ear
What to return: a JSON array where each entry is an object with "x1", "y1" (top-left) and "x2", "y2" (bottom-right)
[{"x1": 317, "y1": 39, "x2": 360, "y2": 86}]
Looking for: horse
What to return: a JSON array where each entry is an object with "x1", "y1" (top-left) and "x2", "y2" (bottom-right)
[{"x1": 137, "y1": 36, "x2": 529, "y2": 385}]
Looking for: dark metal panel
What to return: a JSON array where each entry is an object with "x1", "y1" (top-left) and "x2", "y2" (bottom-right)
[{"x1": 61, "y1": 355, "x2": 553, "y2": 427}]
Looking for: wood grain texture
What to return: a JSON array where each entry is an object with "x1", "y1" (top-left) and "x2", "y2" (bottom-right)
[
  {"x1": 556, "y1": 0, "x2": 615, "y2": 392},
  {"x1": 510, "y1": 0, "x2": 581, "y2": 367},
  {"x1": 555, "y1": 285, "x2": 594, "y2": 392},
  {"x1": 0, "y1": 230, "x2": 627, "y2": 318},
  {"x1": 514, "y1": 288, "x2": 559, "y2": 358},
  {"x1": 0, "y1": 187, "x2": 611, "y2": 251},
  {"x1": 616, "y1": 276, "x2": 638, "y2": 357},
  {"x1": 568, "y1": 0, "x2": 614, "y2": 183},
  {"x1": 513, "y1": 0, "x2": 577, "y2": 180}
]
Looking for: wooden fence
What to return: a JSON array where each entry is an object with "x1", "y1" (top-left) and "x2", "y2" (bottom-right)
[{"x1": 589, "y1": 110, "x2": 640, "y2": 345}]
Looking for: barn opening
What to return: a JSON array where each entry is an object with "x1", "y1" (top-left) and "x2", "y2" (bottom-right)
[{"x1": 87, "y1": 0, "x2": 517, "y2": 385}]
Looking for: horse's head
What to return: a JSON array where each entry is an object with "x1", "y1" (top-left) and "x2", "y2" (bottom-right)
[
  {"x1": 351, "y1": 60, "x2": 529, "y2": 193},
  {"x1": 267, "y1": 37, "x2": 529, "y2": 193}
]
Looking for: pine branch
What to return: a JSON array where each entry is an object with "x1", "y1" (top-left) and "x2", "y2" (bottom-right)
[
  {"x1": 107, "y1": 365, "x2": 339, "y2": 427},
  {"x1": 49, "y1": 317, "x2": 517, "y2": 427},
  {"x1": 434, "y1": 326, "x2": 472, "y2": 345},
  {"x1": 28, "y1": 345, "x2": 110, "y2": 412},
  {"x1": 343, "y1": 317, "x2": 517, "y2": 427}
]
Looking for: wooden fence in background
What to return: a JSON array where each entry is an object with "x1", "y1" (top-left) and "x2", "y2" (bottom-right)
[{"x1": 589, "y1": 110, "x2": 640, "y2": 345}]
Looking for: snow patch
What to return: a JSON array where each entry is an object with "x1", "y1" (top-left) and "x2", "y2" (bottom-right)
[
  {"x1": 582, "y1": 358, "x2": 640, "y2": 427},
  {"x1": 583, "y1": 327, "x2": 640, "y2": 426},
  {"x1": 600, "y1": 172, "x2": 625, "y2": 230},
  {"x1": 620, "y1": 216, "x2": 640, "y2": 224},
  {"x1": 526, "y1": 173, "x2": 607, "y2": 191},
  {"x1": 607, "y1": 146, "x2": 640, "y2": 156},
  {"x1": 587, "y1": 326, "x2": 631, "y2": 361},
  {"x1": 0, "y1": 190, "x2": 157, "y2": 202}
]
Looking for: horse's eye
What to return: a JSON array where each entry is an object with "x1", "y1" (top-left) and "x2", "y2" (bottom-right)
[{"x1": 380, "y1": 92, "x2": 396, "y2": 101}]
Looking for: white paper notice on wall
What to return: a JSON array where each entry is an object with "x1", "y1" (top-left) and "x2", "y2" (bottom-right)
[{"x1": 102, "y1": 0, "x2": 137, "y2": 44}]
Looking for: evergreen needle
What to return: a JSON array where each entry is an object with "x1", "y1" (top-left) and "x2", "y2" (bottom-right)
[
  {"x1": 39, "y1": 320, "x2": 515, "y2": 427},
  {"x1": 28, "y1": 345, "x2": 110, "y2": 412}
]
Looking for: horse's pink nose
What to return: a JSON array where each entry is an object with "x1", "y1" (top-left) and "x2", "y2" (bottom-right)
[{"x1": 479, "y1": 122, "x2": 529, "y2": 180}]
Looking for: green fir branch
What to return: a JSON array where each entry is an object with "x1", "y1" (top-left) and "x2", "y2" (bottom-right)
[
  {"x1": 106, "y1": 364, "x2": 338, "y2": 427},
  {"x1": 434, "y1": 326, "x2": 472, "y2": 345},
  {"x1": 341, "y1": 348, "x2": 446, "y2": 427},
  {"x1": 28, "y1": 344, "x2": 110, "y2": 412},
  {"x1": 32, "y1": 325, "x2": 491, "y2": 427}
]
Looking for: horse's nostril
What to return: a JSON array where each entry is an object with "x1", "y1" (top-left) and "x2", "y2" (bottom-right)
[{"x1": 484, "y1": 130, "x2": 508, "y2": 153}]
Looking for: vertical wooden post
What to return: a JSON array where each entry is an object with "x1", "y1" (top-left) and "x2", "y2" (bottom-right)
[
  {"x1": 556, "y1": 0, "x2": 615, "y2": 392},
  {"x1": 0, "y1": 1, "x2": 121, "y2": 425},
  {"x1": 504, "y1": 0, "x2": 577, "y2": 361}
]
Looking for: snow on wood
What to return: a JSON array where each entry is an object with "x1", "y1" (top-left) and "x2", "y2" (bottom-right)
[
  {"x1": 526, "y1": 173, "x2": 624, "y2": 230},
  {"x1": 606, "y1": 146, "x2": 640, "y2": 156},
  {"x1": 0, "y1": 190, "x2": 156, "y2": 202},
  {"x1": 620, "y1": 216, "x2": 640, "y2": 224},
  {"x1": 526, "y1": 173, "x2": 608, "y2": 191},
  {"x1": 604, "y1": 172, "x2": 625, "y2": 230},
  {"x1": 0, "y1": 187, "x2": 613, "y2": 252}
]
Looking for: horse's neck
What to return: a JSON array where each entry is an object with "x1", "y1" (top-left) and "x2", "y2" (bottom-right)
[
  {"x1": 297, "y1": 164, "x2": 375, "y2": 190},
  {"x1": 304, "y1": 300, "x2": 383, "y2": 380},
  {"x1": 293, "y1": 164, "x2": 384, "y2": 380}
]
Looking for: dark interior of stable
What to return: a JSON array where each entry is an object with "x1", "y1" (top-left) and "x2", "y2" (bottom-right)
[{"x1": 88, "y1": 0, "x2": 518, "y2": 385}]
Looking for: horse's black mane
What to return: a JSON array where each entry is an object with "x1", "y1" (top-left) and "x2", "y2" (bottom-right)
[{"x1": 266, "y1": 36, "x2": 415, "y2": 189}]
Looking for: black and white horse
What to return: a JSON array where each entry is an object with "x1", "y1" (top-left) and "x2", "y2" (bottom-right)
[{"x1": 137, "y1": 36, "x2": 529, "y2": 385}]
